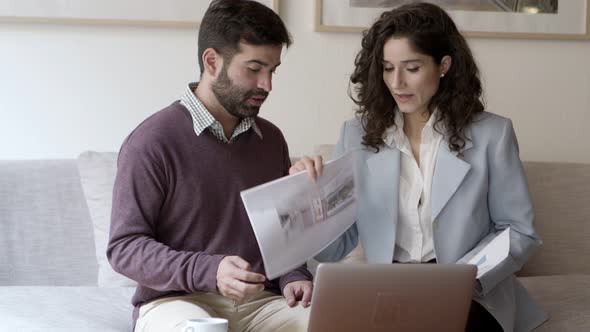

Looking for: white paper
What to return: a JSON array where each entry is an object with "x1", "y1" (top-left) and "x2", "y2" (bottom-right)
[
  {"x1": 240, "y1": 151, "x2": 357, "y2": 279},
  {"x1": 468, "y1": 228, "x2": 511, "y2": 279}
]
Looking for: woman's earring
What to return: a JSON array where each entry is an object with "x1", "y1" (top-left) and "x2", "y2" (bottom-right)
[{"x1": 440, "y1": 73, "x2": 445, "y2": 78}]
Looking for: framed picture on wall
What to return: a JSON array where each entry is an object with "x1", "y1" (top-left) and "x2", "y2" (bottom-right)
[
  {"x1": 0, "y1": 0, "x2": 280, "y2": 27},
  {"x1": 315, "y1": 0, "x2": 590, "y2": 40}
]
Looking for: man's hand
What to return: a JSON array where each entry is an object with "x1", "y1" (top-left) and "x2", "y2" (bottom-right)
[
  {"x1": 283, "y1": 280, "x2": 313, "y2": 308},
  {"x1": 289, "y1": 155, "x2": 323, "y2": 182},
  {"x1": 216, "y1": 256, "x2": 266, "y2": 303}
]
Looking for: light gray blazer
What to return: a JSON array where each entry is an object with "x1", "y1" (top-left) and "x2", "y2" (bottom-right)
[{"x1": 316, "y1": 112, "x2": 548, "y2": 332}]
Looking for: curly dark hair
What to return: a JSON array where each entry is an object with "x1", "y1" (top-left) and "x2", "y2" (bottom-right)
[{"x1": 350, "y1": 2, "x2": 484, "y2": 153}]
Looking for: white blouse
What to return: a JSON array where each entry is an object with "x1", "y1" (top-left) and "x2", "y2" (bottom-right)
[{"x1": 384, "y1": 110, "x2": 444, "y2": 263}]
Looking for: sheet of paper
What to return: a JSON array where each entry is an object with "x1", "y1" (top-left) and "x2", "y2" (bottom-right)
[
  {"x1": 468, "y1": 227, "x2": 511, "y2": 279},
  {"x1": 240, "y1": 151, "x2": 357, "y2": 279}
]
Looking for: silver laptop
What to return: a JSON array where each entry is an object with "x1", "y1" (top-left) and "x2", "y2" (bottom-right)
[{"x1": 308, "y1": 263, "x2": 476, "y2": 332}]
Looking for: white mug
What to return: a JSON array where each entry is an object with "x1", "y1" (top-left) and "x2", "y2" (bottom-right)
[{"x1": 183, "y1": 317, "x2": 228, "y2": 332}]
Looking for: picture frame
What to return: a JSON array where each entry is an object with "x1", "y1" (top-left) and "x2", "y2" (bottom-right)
[
  {"x1": 315, "y1": 0, "x2": 590, "y2": 40},
  {"x1": 0, "y1": 0, "x2": 280, "y2": 27}
]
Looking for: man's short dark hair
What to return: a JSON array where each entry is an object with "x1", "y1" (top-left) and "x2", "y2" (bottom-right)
[{"x1": 198, "y1": 0, "x2": 292, "y2": 74}]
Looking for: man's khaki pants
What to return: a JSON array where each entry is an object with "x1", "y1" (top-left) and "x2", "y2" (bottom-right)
[{"x1": 135, "y1": 291, "x2": 309, "y2": 332}]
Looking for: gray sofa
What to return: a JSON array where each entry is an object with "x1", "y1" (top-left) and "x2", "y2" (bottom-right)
[
  {"x1": 1, "y1": 151, "x2": 589, "y2": 331},
  {"x1": 0, "y1": 156, "x2": 136, "y2": 331}
]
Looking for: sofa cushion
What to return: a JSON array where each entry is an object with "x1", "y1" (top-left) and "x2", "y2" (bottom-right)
[
  {"x1": 519, "y1": 275, "x2": 590, "y2": 331},
  {"x1": 0, "y1": 286, "x2": 135, "y2": 331},
  {"x1": 519, "y1": 162, "x2": 590, "y2": 277},
  {"x1": 78, "y1": 151, "x2": 137, "y2": 287},
  {"x1": 0, "y1": 160, "x2": 98, "y2": 286}
]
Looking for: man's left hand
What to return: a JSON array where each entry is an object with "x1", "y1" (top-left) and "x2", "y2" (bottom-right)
[{"x1": 283, "y1": 280, "x2": 313, "y2": 308}]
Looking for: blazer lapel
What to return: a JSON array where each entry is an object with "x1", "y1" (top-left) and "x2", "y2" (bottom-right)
[
  {"x1": 431, "y1": 140, "x2": 473, "y2": 221},
  {"x1": 363, "y1": 147, "x2": 400, "y2": 263}
]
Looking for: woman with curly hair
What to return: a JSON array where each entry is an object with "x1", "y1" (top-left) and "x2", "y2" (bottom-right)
[{"x1": 291, "y1": 2, "x2": 547, "y2": 332}]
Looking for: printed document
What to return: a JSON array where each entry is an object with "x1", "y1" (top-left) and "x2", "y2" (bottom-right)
[
  {"x1": 468, "y1": 227, "x2": 511, "y2": 279},
  {"x1": 241, "y1": 151, "x2": 357, "y2": 279}
]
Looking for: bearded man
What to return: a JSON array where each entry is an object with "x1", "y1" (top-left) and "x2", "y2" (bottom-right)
[{"x1": 107, "y1": 1, "x2": 312, "y2": 331}]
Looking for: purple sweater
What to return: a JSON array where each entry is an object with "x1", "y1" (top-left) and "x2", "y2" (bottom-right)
[{"x1": 107, "y1": 102, "x2": 312, "y2": 321}]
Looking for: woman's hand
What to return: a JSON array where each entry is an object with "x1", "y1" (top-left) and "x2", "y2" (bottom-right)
[{"x1": 289, "y1": 155, "x2": 323, "y2": 182}]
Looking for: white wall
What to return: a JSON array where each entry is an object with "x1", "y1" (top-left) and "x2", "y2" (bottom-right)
[
  {"x1": 1, "y1": 0, "x2": 589, "y2": 162},
  {"x1": 0, "y1": 23, "x2": 196, "y2": 159}
]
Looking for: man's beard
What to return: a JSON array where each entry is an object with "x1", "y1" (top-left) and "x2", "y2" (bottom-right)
[{"x1": 211, "y1": 66, "x2": 268, "y2": 119}]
